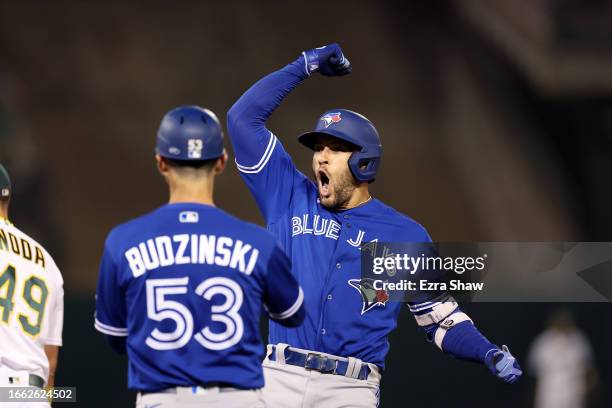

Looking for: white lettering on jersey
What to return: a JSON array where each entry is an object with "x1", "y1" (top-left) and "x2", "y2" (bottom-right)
[
  {"x1": 124, "y1": 234, "x2": 260, "y2": 277},
  {"x1": 347, "y1": 230, "x2": 365, "y2": 247},
  {"x1": 199, "y1": 234, "x2": 216, "y2": 264},
  {"x1": 156, "y1": 236, "x2": 174, "y2": 267},
  {"x1": 291, "y1": 214, "x2": 379, "y2": 249},
  {"x1": 313, "y1": 215, "x2": 328, "y2": 236},
  {"x1": 326, "y1": 221, "x2": 340, "y2": 240},
  {"x1": 292, "y1": 217, "x2": 302, "y2": 236},
  {"x1": 173, "y1": 234, "x2": 190, "y2": 265},
  {"x1": 125, "y1": 247, "x2": 146, "y2": 278},
  {"x1": 215, "y1": 237, "x2": 233, "y2": 267},
  {"x1": 302, "y1": 215, "x2": 313, "y2": 234},
  {"x1": 291, "y1": 214, "x2": 341, "y2": 240},
  {"x1": 139, "y1": 240, "x2": 160, "y2": 270}
]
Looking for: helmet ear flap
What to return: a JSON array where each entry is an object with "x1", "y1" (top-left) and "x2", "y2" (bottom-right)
[{"x1": 348, "y1": 151, "x2": 380, "y2": 183}]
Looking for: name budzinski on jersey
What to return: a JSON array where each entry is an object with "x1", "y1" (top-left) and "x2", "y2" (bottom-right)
[{"x1": 124, "y1": 233, "x2": 260, "y2": 278}]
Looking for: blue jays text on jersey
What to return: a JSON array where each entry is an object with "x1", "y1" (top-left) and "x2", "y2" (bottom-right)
[
  {"x1": 94, "y1": 203, "x2": 304, "y2": 391},
  {"x1": 228, "y1": 58, "x2": 444, "y2": 370}
]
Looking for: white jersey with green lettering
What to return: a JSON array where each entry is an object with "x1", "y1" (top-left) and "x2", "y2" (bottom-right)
[{"x1": 0, "y1": 217, "x2": 63, "y2": 382}]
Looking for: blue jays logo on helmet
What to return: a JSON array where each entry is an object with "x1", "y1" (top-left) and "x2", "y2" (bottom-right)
[
  {"x1": 299, "y1": 109, "x2": 382, "y2": 183},
  {"x1": 320, "y1": 112, "x2": 342, "y2": 128},
  {"x1": 348, "y1": 278, "x2": 389, "y2": 314}
]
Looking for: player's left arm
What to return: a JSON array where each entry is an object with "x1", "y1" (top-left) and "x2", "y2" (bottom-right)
[
  {"x1": 43, "y1": 345, "x2": 59, "y2": 388},
  {"x1": 262, "y1": 245, "x2": 305, "y2": 327},
  {"x1": 411, "y1": 298, "x2": 522, "y2": 384},
  {"x1": 38, "y1": 260, "x2": 64, "y2": 401},
  {"x1": 406, "y1": 226, "x2": 521, "y2": 384},
  {"x1": 39, "y1": 260, "x2": 64, "y2": 389}
]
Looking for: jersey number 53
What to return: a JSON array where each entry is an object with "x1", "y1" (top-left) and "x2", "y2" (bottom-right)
[{"x1": 145, "y1": 276, "x2": 243, "y2": 351}]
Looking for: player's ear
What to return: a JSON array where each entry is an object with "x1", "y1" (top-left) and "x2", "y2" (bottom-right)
[
  {"x1": 156, "y1": 154, "x2": 169, "y2": 176},
  {"x1": 213, "y1": 150, "x2": 228, "y2": 176},
  {"x1": 0, "y1": 199, "x2": 8, "y2": 216}
]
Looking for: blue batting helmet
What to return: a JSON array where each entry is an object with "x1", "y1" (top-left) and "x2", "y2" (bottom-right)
[
  {"x1": 0, "y1": 163, "x2": 10, "y2": 200},
  {"x1": 298, "y1": 109, "x2": 382, "y2": 183},
  {"x1": 156, "y1": 106, "x2": 224, "y2": 161}
]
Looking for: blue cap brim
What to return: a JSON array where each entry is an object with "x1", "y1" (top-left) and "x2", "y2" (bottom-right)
[{"x1": 298, "y1": 131, "x2": 361, "y2": 151}]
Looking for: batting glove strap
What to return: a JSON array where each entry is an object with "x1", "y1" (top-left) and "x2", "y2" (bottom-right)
[
  {"x1": 301, "y1": 43, "x2": 352, "y2": 76},
  {"x1": 302, "y1": 49, "x2": 320, "y2": 76},
  {"x1": 485, "y1": 345, "x2": 523, "y2": 384}
]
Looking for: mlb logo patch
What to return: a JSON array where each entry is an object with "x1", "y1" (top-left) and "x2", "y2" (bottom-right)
[
  {"x1": 1, "y1": 188, "x2": 8, "y2": 197},
  {"x1": 188, "y1": 139, "x2": 204, "y2": 159},
  {"x1": 321, "y1": 112, "x2": 342, "y2": 128},
  {"x1": 179, "y1": 211, "x2": 199, "y2": 223}
]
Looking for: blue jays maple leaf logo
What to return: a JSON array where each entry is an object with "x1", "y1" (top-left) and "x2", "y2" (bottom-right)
[
  {"x1": 348, "y1": 278, "x2": 389, "y2": 315},
  {"x1": 320, "y1": 112, "x2": 342, "y2": 128}
]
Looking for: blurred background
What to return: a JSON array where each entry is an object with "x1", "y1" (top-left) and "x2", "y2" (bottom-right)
[{"x1": 1, "y1": 0, "x2": 611, "y2": 406}]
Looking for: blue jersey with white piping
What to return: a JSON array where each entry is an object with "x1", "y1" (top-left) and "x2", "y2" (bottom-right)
[
  {"x1": 228, "y1": 57, "x2": 441, "y2": 369},
  {"x1": 95, "y1": 203, "x2": 303, "y2": 391}
]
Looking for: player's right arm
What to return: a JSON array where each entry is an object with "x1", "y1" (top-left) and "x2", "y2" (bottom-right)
[
  {"x1": 227, "y1": 43, "x2": 351, "y2": 224},
  {"x1": 94, "y1": 239, "x2": 128, "y2": 354},
  {"x1": 262, "y1": 245, "x2": 305, "y2": 327}
]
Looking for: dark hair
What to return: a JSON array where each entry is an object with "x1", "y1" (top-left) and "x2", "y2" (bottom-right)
[{"x1": 164, "y1": 157, "x2": 218, "y2": 172}]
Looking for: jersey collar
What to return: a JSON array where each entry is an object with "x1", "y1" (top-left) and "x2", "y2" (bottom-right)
[{"x1": 336, "y1": 196, "x2": 378, "y2": 215}]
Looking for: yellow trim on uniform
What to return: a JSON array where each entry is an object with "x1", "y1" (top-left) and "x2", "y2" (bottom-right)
[
  {"x1": 18, "y1": 273, "x2": 49, "y2": 339},
  {"x1": 0, "y1": 262, "x2": 17, "y2": 325}
]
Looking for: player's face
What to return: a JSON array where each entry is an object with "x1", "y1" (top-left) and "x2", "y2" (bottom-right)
[{"x1": 311, "y1": 136, "x2": 358, "y2": 209}]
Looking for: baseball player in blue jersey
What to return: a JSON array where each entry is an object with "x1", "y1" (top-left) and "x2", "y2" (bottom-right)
[
  {"x1": 227, "y1": 44, "x2": 522, "y2": 407},
  {"x1": 94, "y1": 106, "x2": 305, "y2": 408}
]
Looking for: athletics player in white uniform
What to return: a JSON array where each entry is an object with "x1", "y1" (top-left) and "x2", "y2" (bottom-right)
[{"x1": 0, "y1": 163, "x2": 64, "y2": 407}]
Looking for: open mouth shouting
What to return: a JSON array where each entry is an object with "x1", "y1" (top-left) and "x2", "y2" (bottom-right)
[{"x1": 317, "y1": 168, "x2": 331, "y2": 198}]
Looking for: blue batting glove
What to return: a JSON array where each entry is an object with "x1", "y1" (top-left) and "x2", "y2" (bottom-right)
[
  {"x1": 484, "y1": 345, "x2": 522, "y2": 384},
  {"x1": 302, "y1": 43, "x2": 352, "y2": 76}
]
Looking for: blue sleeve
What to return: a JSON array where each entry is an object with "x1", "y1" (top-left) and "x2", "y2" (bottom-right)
[
  {"x1": 94, "y1": 243, "x2": 128, "y2": 337},
  {"x1": 227, "y1": 56, "x2": 310, "y2": 224},
  {"x1": 404, "y1": 229, "x2": 448, "y2": 308},
  {"x1": 422, "y1": 309, "x2": 498, "y2": 363},
  {"x1": 263, "y1": 245, "x2": 305, "y2": 327},
  {"x1": 418, "y1": 228, "x2": 497, "y2": 362}
]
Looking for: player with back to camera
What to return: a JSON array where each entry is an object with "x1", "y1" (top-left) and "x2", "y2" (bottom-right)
[
  {"x1": 227, "y1": 44, "x2": 522, "y2": 407},
  {"x1": 0, "y1": 163, "x2": 64, "y2": 408},
  {"x1": 94, "y1": 106, "x2": 305, "y2": 408}
]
